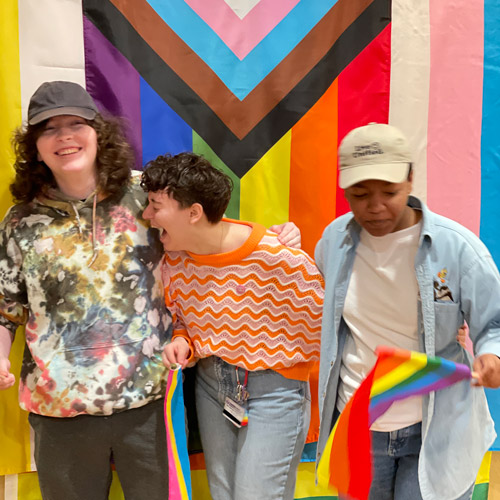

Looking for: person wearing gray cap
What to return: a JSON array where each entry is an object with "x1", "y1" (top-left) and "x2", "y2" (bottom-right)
[
  {"x1": 0, "y1": 80, "x2": 301, "y2": 499},
  {"x1": 0, "y1": 80, "x2": 172, "y2": 498},
  {"x1": 315, "y1": 123, "x2": 500, "y2": 500}
]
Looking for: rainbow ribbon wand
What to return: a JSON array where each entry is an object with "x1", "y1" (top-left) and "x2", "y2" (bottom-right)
[
  {"x1": 317, "y1": 346, "x2": 471, "y2": 500},
  {"x1": 164, "y1": 364, "x2": 192, "y2": 500}
]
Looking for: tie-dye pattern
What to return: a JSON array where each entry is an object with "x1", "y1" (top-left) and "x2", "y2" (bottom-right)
[{"x1": 0, "y1": 176, "x2": 172, "y2": 417}]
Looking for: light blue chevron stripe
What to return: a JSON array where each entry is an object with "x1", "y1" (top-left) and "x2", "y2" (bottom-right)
[{"x1": 146, "y1": 0, "x2": 337, "y2": 100}]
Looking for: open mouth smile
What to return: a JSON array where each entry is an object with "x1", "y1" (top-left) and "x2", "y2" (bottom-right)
[{"x1": 56, "y1": 147, "x2": 81, "y2": 156}]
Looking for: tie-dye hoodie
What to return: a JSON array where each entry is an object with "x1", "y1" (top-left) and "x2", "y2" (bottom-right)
[{"x1": 0, "y1": 176, "x2": 171, "y2": 417}]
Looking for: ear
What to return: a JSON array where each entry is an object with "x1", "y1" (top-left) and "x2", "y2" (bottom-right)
[
  {"x1": 37, "y1": 152, "x2": 42, "y2": 162},
  {"x1": 189, "y1": 203, "x2": 204, "y2": 224},
  {"x1": 406, "y1": 168, "x2": 414, "y2": 192}
]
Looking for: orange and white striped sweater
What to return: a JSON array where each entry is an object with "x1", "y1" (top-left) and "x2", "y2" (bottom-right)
[{"x1": 163, "y1": 219, "x2": 324, "y2": 381}]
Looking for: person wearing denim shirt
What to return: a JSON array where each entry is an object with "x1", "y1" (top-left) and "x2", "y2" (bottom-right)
[{"x1": 315, "y1": 123, "x2": 500, "y2": 500}]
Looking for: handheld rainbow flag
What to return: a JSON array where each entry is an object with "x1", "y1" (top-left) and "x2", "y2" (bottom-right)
[
  {"x1": 317, "y1": 346, "x2": 472, "y2": 500},
  {"x1": 164, "y1": 365, "x2": 192, "y2": 500}
]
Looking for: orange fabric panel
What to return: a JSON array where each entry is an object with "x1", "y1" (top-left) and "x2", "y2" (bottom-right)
[{"x1": 290, "y1": 79, "x2": 339, "y2": 258}]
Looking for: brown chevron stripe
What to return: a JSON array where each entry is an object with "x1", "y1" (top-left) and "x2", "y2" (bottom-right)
[{"x1": 110, "y1": 0, "x2": 373, "y2": 139}]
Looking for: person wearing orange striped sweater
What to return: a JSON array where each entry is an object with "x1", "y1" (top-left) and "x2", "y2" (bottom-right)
[{"x1": 141, "y1": 152, "x2": 324, "y2": 500}]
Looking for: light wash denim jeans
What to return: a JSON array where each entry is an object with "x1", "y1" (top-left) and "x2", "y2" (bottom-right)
[
  {"x1": 340, "y1": 421, "x2": 474, "y2": 500},
  {"x1": 195, "y1": 356, "x2": 311, "y2": 500}
]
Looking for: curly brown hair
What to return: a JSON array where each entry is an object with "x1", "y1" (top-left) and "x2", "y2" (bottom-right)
[
  {"x1": 141, "y1": 152, "x2": 233, "y2": 223},
  {"x1": 10, "y1": 113, "x2": 134, "y2": 203}
]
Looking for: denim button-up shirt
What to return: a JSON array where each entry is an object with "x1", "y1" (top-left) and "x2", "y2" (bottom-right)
[{"x1": 315, "y1": 196, "x2": 500, "y2": 500}]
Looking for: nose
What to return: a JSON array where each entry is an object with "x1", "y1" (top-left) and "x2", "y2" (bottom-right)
[
  {"x1": 54, "y1": 126, "x2": 73, "y2": 139},
  {"x1": 366, "y1": 193, "x2": 384, "y2": 213},
  {"x1": 143, "y1": 204, "x2": 153, "y2": 220}
]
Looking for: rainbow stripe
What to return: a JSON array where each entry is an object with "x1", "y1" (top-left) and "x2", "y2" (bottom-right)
[
  {"x1": 317, "y1": 347, "x2": 471, "y2": 500},
  {"x1": 164, "y1": 366, "x2": 192, "y2": 500}
]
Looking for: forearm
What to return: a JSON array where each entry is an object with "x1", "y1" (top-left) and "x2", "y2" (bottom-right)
[{"x1": 0, "y1": 325, "x2": 13, "y2": 358}]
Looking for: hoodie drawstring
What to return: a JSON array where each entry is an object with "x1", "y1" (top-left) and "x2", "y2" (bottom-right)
[
  {"x1": 88, "y1": 193, "x2": 98, "y2": 267},
  {"x1": 70, "y1": 193, "x2": 99, "y2": 268}
]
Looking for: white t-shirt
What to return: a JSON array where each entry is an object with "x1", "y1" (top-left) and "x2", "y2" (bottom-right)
[{"x1": 337, "y1": 221, "x2": 423, "y2": 431}]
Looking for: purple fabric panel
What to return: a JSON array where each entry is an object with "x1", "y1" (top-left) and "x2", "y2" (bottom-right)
[{"x1": 83, "y1": 16, "x2": 142, "y2": 168}]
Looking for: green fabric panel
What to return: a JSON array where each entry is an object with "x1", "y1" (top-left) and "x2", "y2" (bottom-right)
[
  {"x1": 471, "y1": 482, "x2": 489, "y2": 500},
  {"x1": 192, "y1": 132, "x2": 240, "y2": 220}
]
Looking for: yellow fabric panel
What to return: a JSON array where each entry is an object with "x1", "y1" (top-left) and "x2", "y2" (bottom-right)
[
  {"x1": 0, "y1": 0, "x2": 18, "y2": 217},
  {"x1": 191, "y1": 469, "x2": 211, "y2": 499},
  {"x1": 15, "y1": 472, "x2": 39, "y2": 500},
  {"x1": 0, "y1": 3, "x2": 30, "y2": 477},
  {"x1": 0, "y1": 329, "x2": 32, "y2": 475},
  {"x1": 476, "y1": 451, "x2": 491, "y2": 485},
  {"x1": 240, "y1": 132, "x2": 291, "y2": 228},
  {"x1": 109, "y1": 472, "x2": 125, "y2": 500},
  {"x1": 294, "y1": 461, "x2": 338, "y2": 498}
]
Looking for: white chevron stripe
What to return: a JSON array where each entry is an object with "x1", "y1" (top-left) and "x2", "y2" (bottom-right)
[{"x1": 223, "y1": 0, "x2": 261, "y2": 19}]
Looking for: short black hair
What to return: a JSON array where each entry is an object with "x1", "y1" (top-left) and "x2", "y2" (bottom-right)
[{"x1": 141, "y1": 152, "x2": 233, "y2": 223}]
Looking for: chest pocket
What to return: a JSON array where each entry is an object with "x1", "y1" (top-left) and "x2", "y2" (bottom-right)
[{"x1": 434, "y1": 301, "x2": 462, "y2": 356}]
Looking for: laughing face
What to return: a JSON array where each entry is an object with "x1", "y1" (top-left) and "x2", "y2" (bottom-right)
[
  {"x1": 344, "y1": 176, "x2": 414, "y2": 236},
  {"x1": 142, "y1": 191, "x2": 192, "y2": 251},
  {"x1": 36, "y1": 115, "x2": 98, "y2": 183}
]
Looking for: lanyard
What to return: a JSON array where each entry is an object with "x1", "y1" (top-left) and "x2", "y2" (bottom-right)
[{"x1": 235, "y1": 367, "x2": 249, "y2": 402}]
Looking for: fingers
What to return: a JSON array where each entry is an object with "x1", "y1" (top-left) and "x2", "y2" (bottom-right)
[
  {"x1": 161, "y1": 339, "x2": 190, "y2": 369},
  {"x1": 284, "y1": 235, "x2": 301, "y2": 249},
  {"x1": 0, "y1": 372, "x2": 15, "y2": 390},
  {"x1": 472, "y1": 354, "x2": 500, "y2": 388},
  {"x1": 270, "y1": 223, "x2": 302, "y2": 248}
]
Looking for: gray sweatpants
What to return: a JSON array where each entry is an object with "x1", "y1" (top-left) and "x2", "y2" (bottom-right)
[{"x1": 29, "y1": 399, "x2": 169, "y2": 500}]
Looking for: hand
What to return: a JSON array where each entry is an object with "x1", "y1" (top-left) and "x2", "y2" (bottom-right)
[
  {"x1": 0, "y1": 357, "x2": 15, "y2": 390},
  {"x1": 456, "y1": 324, "x2": 468, "y2": 349},
  {"x1": 472, "y1": 354, "x2": 500, "y2": 388},
  {"x1": 270, "y1": 222, "x2": 301, "y2": 249},
  {"x1": 162, "y1": 338, "x2": 191, "y2": 369}
]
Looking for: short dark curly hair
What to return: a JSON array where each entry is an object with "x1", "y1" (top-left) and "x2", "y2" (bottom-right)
[
  {"x1": 141, "y1": 152, "x2": 233, "y2": 223},
  {"x1": 10, "y1": 113, "x2": 134, "y2": 203}
]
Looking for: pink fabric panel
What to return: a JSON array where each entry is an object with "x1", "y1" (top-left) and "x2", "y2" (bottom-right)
[{"x1": 426, "y1": 0, "x2": 484, "y2": 235}]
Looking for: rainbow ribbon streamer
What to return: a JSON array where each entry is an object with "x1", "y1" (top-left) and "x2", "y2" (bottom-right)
[
  {"x1": 317, "y1": 346, "x2": 472, "y2": 500},
  {"x1": 164, "y1": 365, "x2": 192, "y2": 500}
]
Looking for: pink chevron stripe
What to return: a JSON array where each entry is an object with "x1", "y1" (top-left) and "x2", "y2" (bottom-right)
[
  {"x1": 185, "y1": 0, "x2": 300, "y2": 60},
  {"x1": 426, "y1": 1, "x2": 483, "y2": 235}
]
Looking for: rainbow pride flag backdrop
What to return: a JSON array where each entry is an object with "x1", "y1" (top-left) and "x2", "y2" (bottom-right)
[
  {"x1": 1, "y1": 1, "x2": 500, "y2": 499},
  {"x1": 164, "y1": 366, "x2": 192, "y2": 500},
  {"x1": 317, "y1": 347, "x2": 472, "y2": 500}
]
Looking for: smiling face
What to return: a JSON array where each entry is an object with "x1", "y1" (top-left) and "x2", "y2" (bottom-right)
[
  {"x1": 142, "y1": 191, "x2": 193, "y2": 251},
  {"x1": 344, "y1": 175, "x2": 415, "y2": 236},
  {"x1": 35, "y1": 115, "x2": 98, "y2": 184}
]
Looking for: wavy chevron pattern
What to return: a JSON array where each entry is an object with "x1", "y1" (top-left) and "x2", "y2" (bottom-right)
[{"x1": 165, "y1": 224, "x2": 323, "y2": 376}]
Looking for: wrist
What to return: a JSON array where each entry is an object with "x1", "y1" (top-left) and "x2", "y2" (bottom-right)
[{"x1": 172, "y1": 336, "x2": 189, "y2": 346}]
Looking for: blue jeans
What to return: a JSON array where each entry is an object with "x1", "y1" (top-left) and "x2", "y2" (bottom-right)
[
  {"x1": 196, "y1": 356, "x2": 310, "y2": 500},
  {"x1": 340, "y1": 422, "x2": 474, "y2": 500}
]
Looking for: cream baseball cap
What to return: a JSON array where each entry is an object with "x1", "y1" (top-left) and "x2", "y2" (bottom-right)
[{"x1": 338, "y1": 123, "x2": 412, "y2": 189}]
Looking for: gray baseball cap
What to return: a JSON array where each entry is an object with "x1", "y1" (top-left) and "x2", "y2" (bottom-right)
[
  {"x1": 338, "y1": 123, "x2": 412, "y2": 189},
  {"x1": 28, "y1": 81, "x2": 98, "y2": 125}
]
